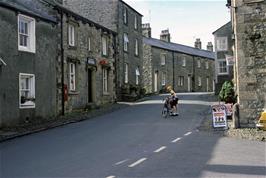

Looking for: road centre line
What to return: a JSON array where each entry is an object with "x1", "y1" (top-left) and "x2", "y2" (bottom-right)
[
  {"x1": 114, "y1": 159, "x2": 129, "y2": 165},
  {"x1": 154, "y1": 146, "x2": 167, "y2": 153},
  {"x1": 171, "y1": 137, "x2": 182, "y2": 143},
  {"x1": 184, "y1": 131, "x2": 192, "y2": 136},
  {"x1": 128, "y1": 158, "x2": 147, "y2": 168}
]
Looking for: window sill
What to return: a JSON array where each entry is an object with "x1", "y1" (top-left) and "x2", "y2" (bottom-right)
[
  {"x1": 103, "y1": 92, "x2": 110, "y2": 96},
  {"x1": 68, "y1": 45, "x2": 77, "y2": 50},
  {"x1": 18, "y1": 46, "x2": 35, "y2": 54},
  {"x1": 20, "y1": 105, "x2": 35, "y2": 109},
  {"x1": 69, "y1": 91, "x2": 79, "y2": 95},
  {"x1": 218, "y1": 73, "x2": 229, "y2": 76}
]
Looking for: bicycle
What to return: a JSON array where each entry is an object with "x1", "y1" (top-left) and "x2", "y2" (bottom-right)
[
  {"x1": 162, "y1": 96, "x2": 172, "y2": 118},
  {"x1": 162, "y1": 96, "x2": 179, "y2": 118}
]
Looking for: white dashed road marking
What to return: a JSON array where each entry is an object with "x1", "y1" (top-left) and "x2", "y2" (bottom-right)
[
  {"x1": 184, "y1": 131, "x2": 192, "y2": 136},
  {"x1": 154, "y1": 146, "x2": 167, "y2": 153},
  {"x1": 114, "y1": 159, "x2": 129, "y2": 166},
  {"x1": 128, "y1": 158, "x2": 147, "y2": 168},
  {"x1": 171, "y1": 137, "x2": 182, "y2": 143},
  {"x1": 106, "y1": 176, "x2": 116, "y2": 178}
]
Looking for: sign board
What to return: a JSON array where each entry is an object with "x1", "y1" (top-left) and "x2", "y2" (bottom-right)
[
  {"x1": 225, "y1": 103, "x2": 233, "y2": 116},
  {"x1": 225, "y1": 55, "x2": 234, "y2": 66},
  {"x1": 87, "y1": 58, "x2": 96, "y2": 66},
  {"x1": 211, "y1": 104, "x2": 227, "y2": 128}
]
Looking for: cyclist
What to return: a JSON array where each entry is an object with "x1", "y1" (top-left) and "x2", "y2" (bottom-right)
[{"x1": 166, "y1": 86, "x2": 179, "y2": 116}]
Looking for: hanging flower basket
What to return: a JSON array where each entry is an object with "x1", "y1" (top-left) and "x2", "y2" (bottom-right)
[{"x1": 99, "y1": 59, "x2": 108, "y2": 66}]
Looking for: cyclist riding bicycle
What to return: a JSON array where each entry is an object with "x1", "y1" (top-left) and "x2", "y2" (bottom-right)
[{"x1": 166, "y1": 86, "x2": 179, "y2": 116}]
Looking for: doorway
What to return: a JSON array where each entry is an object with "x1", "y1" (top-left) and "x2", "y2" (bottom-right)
[
  {"x1": 154, "y1": 71, "x2": 158, "y2": 92},
  {"x1": 88, "y1": 69, "x2": 93, "y2": 103},
  {"x1": 188, "y1": 76, "x2": 191, "y2": 92}
]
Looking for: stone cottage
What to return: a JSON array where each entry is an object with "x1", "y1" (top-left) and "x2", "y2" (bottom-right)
[
  {"x1": 142, "y1": 24, "x2": 215, "y2": 94},
  {"x1": 50, "y1": 2, "x2": 117, "y2": 114},
  {"x1": 60, "y1": 0, "x2": 144, "y2": 101},
  {"x1": 229, "y1": 0, "x2": 266, "y2": 127},
  {"x1": 213, "y1": 22, "x2": 234, "y2": 95},
  {"x1": 0, "y1": 0, "x2": 59, "y2": 126}
]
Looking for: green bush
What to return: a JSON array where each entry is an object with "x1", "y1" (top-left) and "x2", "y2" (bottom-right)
[{"x1": 219, "y1": 81, "x2": 236, "y2": 103}]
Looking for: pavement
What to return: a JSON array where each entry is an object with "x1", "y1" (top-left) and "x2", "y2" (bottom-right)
[{"x1": 0, "y1": 93, "x2": 265, "y2": 143}]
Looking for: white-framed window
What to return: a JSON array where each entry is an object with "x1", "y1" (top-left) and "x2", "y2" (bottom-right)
[
  {"x1": 125, "y1": 63, "x2": 128, "y2": 84},
  {"x1": 216, "y1": 37, "x2": 228, "y2": 51},
  {"x1": 218, "y1": 59, "x2": 228, "y2": 74},
  {"x1": 123, "y1": 7, "x2": 128, "y2": 25},
  {"x1": 68, "y1": 24, "x2": 75, "y2": 46},
  {"x1": 198, "y1": 76, "x2": 202, "y2": 86},
  {"x1": 136, "y1": 67, "x2": 140, "y2": 85},
  {"x1": 88, "y1": 37, "x2": 91, "y2": 51},
  {"x1": 18, "y1": 14, "x2": 36, "y2": 53},
  {"x1": 69, "y1": 63, "x2": 76, "y2": 91},
  {"x1": 102, "y1": 36, "x2": 108, "y2": 56},
  {"x1": 205, "y1": 61, "x2": 209, "y2": 69},
  {"x1": 124, "y1": 33, "x2": 129, "y2": 52},
  {"x1": 19, "y1": 73, "x2": 35, "y2": 108},
  {"x1": 103, "y1": 68, "x2": 108, "y2": 93},
  {"x1": 135, "y1": 39, "x2": 139, "y2": 56},
  {"x1": 134, "y1": 15, "x2": 138, "y2": 30},
  {"x1": 197, "y1": 59, "x2": 201, "y2": 68},
  {"x1": 178, "y1": 76, "x2": 184, "y2": 86},
  {"x1": 161, "y1": 54, "x2": 166, "y2": 65},
  {"x1": 182, "y1": 57, "x2": 186, "y2": 67},
  {"x1": 161, "y1": 72, "x2": 166, "y2": 86}
]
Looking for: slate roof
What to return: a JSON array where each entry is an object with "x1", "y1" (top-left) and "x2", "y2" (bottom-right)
[
  {"x1": 212, "y1": 21, "x2": 231, "y2": 35},
  {"x1": 0, "y1": 0, "x2": 57, "y2": 23},
  {"x1": 143, "y1": 37, "x2": 215, "y2": 60}
]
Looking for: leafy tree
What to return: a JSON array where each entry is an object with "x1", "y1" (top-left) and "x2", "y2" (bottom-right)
[{"x1": 219, "y1": 81, "x2": 236, "y2": 103}]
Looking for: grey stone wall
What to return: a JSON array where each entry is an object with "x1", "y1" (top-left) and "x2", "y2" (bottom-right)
[
  {"x1": 0, "y1": 5, "x2": 58, "y2": 127},
  {"x1": 142, "y1": 43, "x2": 152, "y2": 93},
  {"x1": 58, "y1": 13, "x2": 116, "y2": 113},
  {"x1": 63, "y1": 0, "x2": 118, "y2": 32},
  {"x1": 232, "y1": 0, "x2": 266, "y2": 127}
]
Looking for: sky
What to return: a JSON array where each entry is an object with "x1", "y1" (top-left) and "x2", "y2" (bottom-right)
[{"x1": 124, "y1": 0, "x2": 231, "y2": 49}]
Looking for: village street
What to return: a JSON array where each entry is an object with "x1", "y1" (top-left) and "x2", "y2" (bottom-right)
[{"x1": 1, "y1": 93, "x2": 265, "y2": 178}]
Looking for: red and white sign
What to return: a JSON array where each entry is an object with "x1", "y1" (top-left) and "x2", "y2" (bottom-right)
[
  {"x1": 225, "y1": 55, "x2": 234, "y2": 66},
  {"x1": 211, "y1": 104, "x2": 227, "y2": 128},
  {"x1": 225, "y1": 103, "x2": 233, "y2": 116}
]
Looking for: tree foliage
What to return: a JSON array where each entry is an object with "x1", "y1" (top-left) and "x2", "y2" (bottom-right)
[{"x1": 219, "y1": 81, "x2": 236, "y2": 103}]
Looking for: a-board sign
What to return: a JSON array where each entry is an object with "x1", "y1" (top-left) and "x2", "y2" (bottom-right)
[{"x1": 211, "y1": 104, "x2": 227, "y2": 128}]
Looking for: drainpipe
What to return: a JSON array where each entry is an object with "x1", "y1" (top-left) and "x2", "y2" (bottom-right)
[
  {"x1": 192, "y1": 56, "x2": 195, "y2": 92},
  {"x1": 60, "y1": 10, "x2": 65, "y2": 115},
  {"x1": 172, "y1": 51, "x2": 175, "y2": 90}
]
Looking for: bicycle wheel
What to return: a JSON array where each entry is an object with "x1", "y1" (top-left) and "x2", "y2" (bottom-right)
[{"x1": 162, "y1": 107, "x2": 168, "y2": 118}]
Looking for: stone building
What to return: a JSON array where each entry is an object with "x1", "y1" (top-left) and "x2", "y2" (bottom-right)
[
  {"x1": 0, "y1": 0, "x2": 59, "y2": 126},
  {"x1": 213, "y1": 22, "x2": 234, "y2": 95},
  {"x1": 51, "y1": 3, "x2": 117, "y2": 114},
  {"x1": 229, "y1": 0, "x2": 266, "y2": 127},
  {"x1": 61, "y1": 0, "x2": 144, "y2": 101},
  {"x1": 142, "y1": 24, "x2": 215, "y2": 94}
]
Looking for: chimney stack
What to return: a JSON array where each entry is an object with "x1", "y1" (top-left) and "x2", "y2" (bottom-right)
[
  {"x1": 194, "y1": 38, "x2": 202, "y2": 49},
  {"x1": 160, "y1": 29, "x2": 171, "y2": 43},
  {"x1": 142, "y1": 23, "x2": 152, "y2": 38},
  {"x1": 207, "y1": 42, "x2": 213, "y2": 52}
]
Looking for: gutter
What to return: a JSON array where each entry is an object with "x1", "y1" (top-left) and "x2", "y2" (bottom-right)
[{"x1": 60, "y1": 10, "x2": 65, "y2": 115}]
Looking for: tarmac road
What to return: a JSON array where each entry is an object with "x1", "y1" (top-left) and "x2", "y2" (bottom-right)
[{"x1": 1, "y1": 93, "x2": 265, "y2": 178}]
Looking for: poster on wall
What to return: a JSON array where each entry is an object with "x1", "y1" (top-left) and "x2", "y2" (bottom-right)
[
  {"x1": 225, "y1": 103, "x2": 233, "y2": 116},
  {"x1": 211, "y1": 104, "x2": 227, "y2": 128}
]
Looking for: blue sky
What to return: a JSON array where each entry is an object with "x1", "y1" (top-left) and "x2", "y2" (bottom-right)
[{"x1": 124, "y1": 0, "x2": 230, "y2": 49}]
